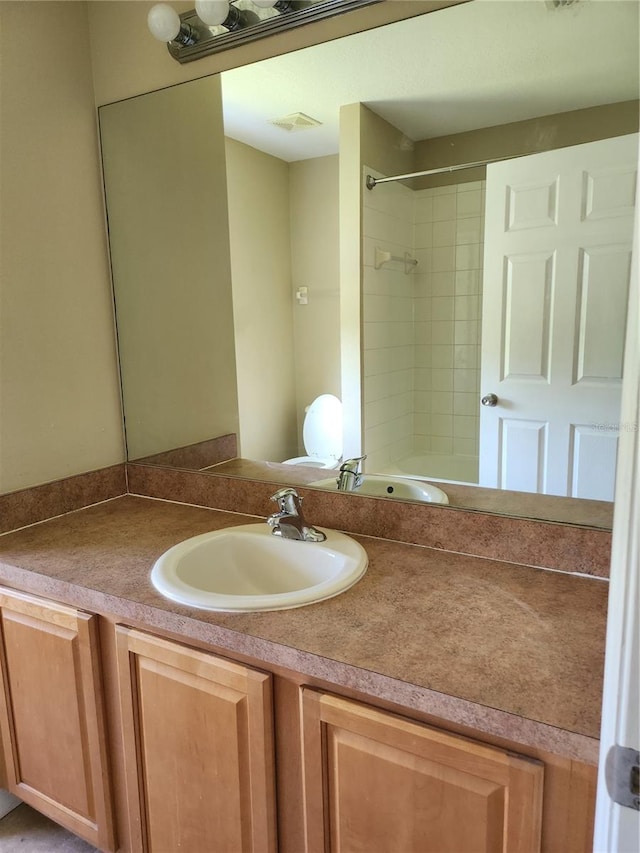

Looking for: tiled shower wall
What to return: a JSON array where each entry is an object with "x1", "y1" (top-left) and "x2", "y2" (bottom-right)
[
  {"x1": 362, "y1": 171, "x2": 485, "y2": 475},
  {"x1": 413, "y1": 181, "x2": 485, "y2": 465},
  {"x1": 362, "y1": 170, "x2": 415, "y2": 471}
]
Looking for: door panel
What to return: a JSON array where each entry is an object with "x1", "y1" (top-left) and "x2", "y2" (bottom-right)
[{"x1": 481, "y1": 134, "x2": 638, "y2": 499}]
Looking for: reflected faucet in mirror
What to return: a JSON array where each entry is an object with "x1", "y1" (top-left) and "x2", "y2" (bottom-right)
[{"x1": 337, "y1": 456, "x2": 367, "y2": 492}]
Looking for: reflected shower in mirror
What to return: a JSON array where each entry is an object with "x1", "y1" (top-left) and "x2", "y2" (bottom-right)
[{"x1": 99, "y1": 0, "x2": 639, "y2": 529}]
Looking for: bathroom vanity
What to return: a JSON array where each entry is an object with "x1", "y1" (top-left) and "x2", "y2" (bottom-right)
[{"x1": 0, "y1": 494, "x2": 604, "y2": 853}]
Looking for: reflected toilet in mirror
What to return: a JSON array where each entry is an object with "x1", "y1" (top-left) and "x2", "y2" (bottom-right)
[{"x1": 282, "y1": 394, "x2": 343, "y2": 469}]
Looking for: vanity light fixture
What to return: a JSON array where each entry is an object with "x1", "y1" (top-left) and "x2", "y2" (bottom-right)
[{"x1": 147, "y1": 0, "x2": 381, "y2": 64}]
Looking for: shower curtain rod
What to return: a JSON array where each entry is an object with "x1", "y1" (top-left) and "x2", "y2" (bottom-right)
[{"x1": 365, "y1": 152, "x2": 534, "y2": 190}]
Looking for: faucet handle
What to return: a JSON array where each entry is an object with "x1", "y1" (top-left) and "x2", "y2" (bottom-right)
[
  {"x1": 339, "y1": 455, "x2": 367, "y2": 473},
  {"x1": 270, "y1": 487, "x2": 302, "y2": 515}
]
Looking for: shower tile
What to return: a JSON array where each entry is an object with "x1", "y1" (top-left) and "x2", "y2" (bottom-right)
[
  {"x1": 431, "y1": 369, "x2": 454, "y2": 392},
  {"x1": 455, "y1": 294, "x2": 480, "y2": 322},
  {"x1": 454, "y1": 437, "x2": 478, "y2": 456},
  {"x1": 391, "y1": 345, "x2": 415, "y2": 371},
  {"x1": 413, "y1": 434, "x2": 431, "y2": 453},
  {"x1": 431, "y1": 271, "x2": 455, "y2": 296},
  {"x1": 363, "y1": 293, "x2": 389, "y2": 322},
  {"x1": 454, "y1": 415, "x2": 478, "y2": 439},
  {"x1": 414, "y1": 194, "x2": 434, "y2": 224},
  {"x1": 414, "y1": 413, "x2": 431, "y2": 435},
  {"x1": 363, "y1": 265, "x2": 388, "y2": 296},
  {"x1": 364, "y1": 348, "x2": 390, "y2": 377},
  {"x1": 431, "y1": 245, "x2": 456, "y2": 272},
  {"x1": 433, "y1": 193, "x2": 457, "y2": 222},
  {"x1": 455, "y1": 269, "x2": 480, "y2": 295},
  {"x1": 414, "y1": 222, "x2": 433, "y2": 249},
  {"x1": 391, "y1": 370, "x2": 414, "y2": 396},
  {"x1": 456, "y1": 217, "x2": 483, "y2": 245},
  {"x1": 432, "y1": 219, "x2": 456, "y2": 247},
  {"x1": 414, "y1": 345, "x2": 431, "y2": 368},
  {"x1": 414, "y1": 321, "x2": 431, "y2": 345},
  {"x1": 454, "y1": 392, "x2": 477, "y2": 416},
  {"x1": 454, "y1": 344, "x2": 478, "y2": 369},
  {"x1": 432, "y1": 297, "x2": 454, "y2": 321},
  {"x1": 431, "y1": 391, "x2": 453, "y2": 414},
  {"x1": 454, "y1": 320, "x2": 479, "y2": 345},
  {"x1": 390, "y1": 296, "x2": 413, "y2": 322},
  {"x1": 432, "y1": 345, "x2": 454, "y2": 369},
  {"x1": 432, "y1": 185, "x2": 457, "y2": 196},
  {"x1": 454, "y1": 368, "x2": 480, "y2": 393},
  {"x1": 365, "y1": 397, "x2": 391, "y2": 428},
  {"x1": 413, "y1": 298, "x2": 431, "y2": 322},
  {"x1": 457, "y1": 180, "x2": 483, "y2": 193},
  {"x1": 431, "y1": 436, "x2": 453, "y2": 454},
  {"x1": 364, "y1": 372, "x2": 389, "y2": 403},
  {"x1": 455, "y1": 243, "x2": 481, "y2": 271},
  {"x1": 457, "y1": 189, "x2": 483, "y2": 218},
  {"x1": 388, "y1": 321, "x2": 414, "y2": 347},
  {"x1": 363, "y1": 322, "x2": 389, "y2": 350},
  {"x1": 413, "y1": 368, "x2": 431, "y2": 392},
  {"x1": 431, "y1": 414, "x2": 453, "y2": 437},
  {"x1": 432, "y1": 321, "x2": 454, "y2": 345},
  {"x1": 412, "y1": 272, "x2": 431, "y2": 299},
  {"x1": 414, "y1": 391, "x2": 431, "y2": 413}
]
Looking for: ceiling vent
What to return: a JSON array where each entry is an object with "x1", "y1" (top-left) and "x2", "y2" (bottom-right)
[{"x1": 269, "y1": 112, "x2": 322, "y2": 132}]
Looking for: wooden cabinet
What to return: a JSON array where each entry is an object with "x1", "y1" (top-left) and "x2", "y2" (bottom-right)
[
  {"x1": 0, "y1": 584, "x2": 595, "y2": 853},
  {"x1": 0, "y1": 588, "x2": 115, "y2": 851},
  {"x1": 300, "y1": 689, "x2": 544, "y2": 853},
  {"x1": 115, "y1": 626, "x2": 277, "y2": 853}
]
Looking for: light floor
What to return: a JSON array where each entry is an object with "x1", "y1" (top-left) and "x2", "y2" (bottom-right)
[{"x1": 0, "y1": 803, "x2": 97, "y2": 852}]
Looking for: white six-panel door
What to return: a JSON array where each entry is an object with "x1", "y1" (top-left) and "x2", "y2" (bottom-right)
[{"x1": 480, "y1": 134, "x2": 638, "y2": 499}]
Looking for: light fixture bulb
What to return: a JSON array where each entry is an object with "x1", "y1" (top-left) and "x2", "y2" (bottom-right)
[
  {"x1": 195, "y1": 0, "x2": 231, "y2": 26},
  {"x1": 147, "y1": 3, "x2": 181, "y2": 42}
]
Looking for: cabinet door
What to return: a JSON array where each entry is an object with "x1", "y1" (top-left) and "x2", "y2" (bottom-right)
[
  {"x1": 0, "y1": 588, "x2": 115, "y2": 851},
  {"x1": 301, "y1": 689, "x2": 543, "y2": 853},
  {"x1": 116, "y1": 626, "x2": 277, "y2": 853}
]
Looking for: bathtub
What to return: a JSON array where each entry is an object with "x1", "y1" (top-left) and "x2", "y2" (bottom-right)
[{"x1": 382, "y1": 453, "x2": 479, "y2": 485}]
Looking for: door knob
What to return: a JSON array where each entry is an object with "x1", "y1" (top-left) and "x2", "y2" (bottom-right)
[{"x1": 481, "y1": 393, "x2": 498, "y2": 407}]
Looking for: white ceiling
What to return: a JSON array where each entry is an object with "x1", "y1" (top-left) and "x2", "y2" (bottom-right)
[{"x1": 220, "y1": 0, "x2": 640, "y2": 162}]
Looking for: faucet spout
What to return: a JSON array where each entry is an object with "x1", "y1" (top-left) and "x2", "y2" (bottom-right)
[
  {"x1": 336, "y1": 456, "x2": 367, "y2": 492},
  {"x1": 267, "y1": 488, "x2": 326, "y2": 542}
]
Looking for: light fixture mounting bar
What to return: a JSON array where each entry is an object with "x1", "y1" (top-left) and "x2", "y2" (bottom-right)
[{"x1": 168, "y1": 0, "x2": 382, "y2": 63}]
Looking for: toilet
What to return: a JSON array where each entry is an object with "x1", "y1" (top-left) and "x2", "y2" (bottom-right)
[{"x1": 282, "y1": 394, "x2": 342, "y2": 469}]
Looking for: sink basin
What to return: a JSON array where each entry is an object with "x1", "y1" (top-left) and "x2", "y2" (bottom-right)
[
  {"x1": 151, "y1": 523, "x2": 368, "y2": 612},
  {"x1": 310, "y1": 474, "x2": 449, "y2": 504}
]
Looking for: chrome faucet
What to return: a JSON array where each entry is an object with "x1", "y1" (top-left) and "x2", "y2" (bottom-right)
[
  {"x1": 267, "y1": 488, "x2": 326, "y2": 542},
  {"x1": 336, "y1": 456, "x2": 367, "y2": 492}
]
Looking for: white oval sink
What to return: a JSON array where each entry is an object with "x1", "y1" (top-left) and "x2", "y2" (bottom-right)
[
  {"x1": 310, "y1": 474, "x2": 449, "y2": 504},
  {"x1": 151, "y1": 523, "x2": 368, "y2": 612}
]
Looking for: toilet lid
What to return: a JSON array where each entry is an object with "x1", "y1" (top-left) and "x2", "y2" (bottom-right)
[{"x1": 303, "y1": 394, "x2": 342, "y2": 462}]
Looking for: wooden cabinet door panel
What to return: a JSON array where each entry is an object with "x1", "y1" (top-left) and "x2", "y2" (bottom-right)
[
  {"x1": 301, "y1": 689, "x2": 543, "y2": 853},
  {"x1": 117, "y1": 626, "x2": 277, "y2": 853},
  {"x1": 0, "y1": 588, "x2": 115, "y2": 851}
]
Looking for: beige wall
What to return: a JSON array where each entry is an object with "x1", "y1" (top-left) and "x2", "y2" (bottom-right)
[
  {"x1": 413, "y1": 100, "x2": 640, "y2": 189},
  {"x1": 225, "y1": 138, "x2": 297, "y2": 461},
  {"x1": 289, "y1": 155, "x2": 341, "y2": 447},
  {"x1": 226, "y1": 143, "x2": 341, "y2": 462},
  {"x1": 0, "y1": 2, "x2": 124, "y2": 493},
  {"x1": 86, "y1": 1, "x2": 459, "y2": 107},
  {"x1": 100, "y1": 78, "x2": 239, "y2": 460}
]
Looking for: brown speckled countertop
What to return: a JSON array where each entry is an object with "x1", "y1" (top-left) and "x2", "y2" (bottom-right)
[{"x1": 0, "y1": 495, "x2": 607, "y2": 764}]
